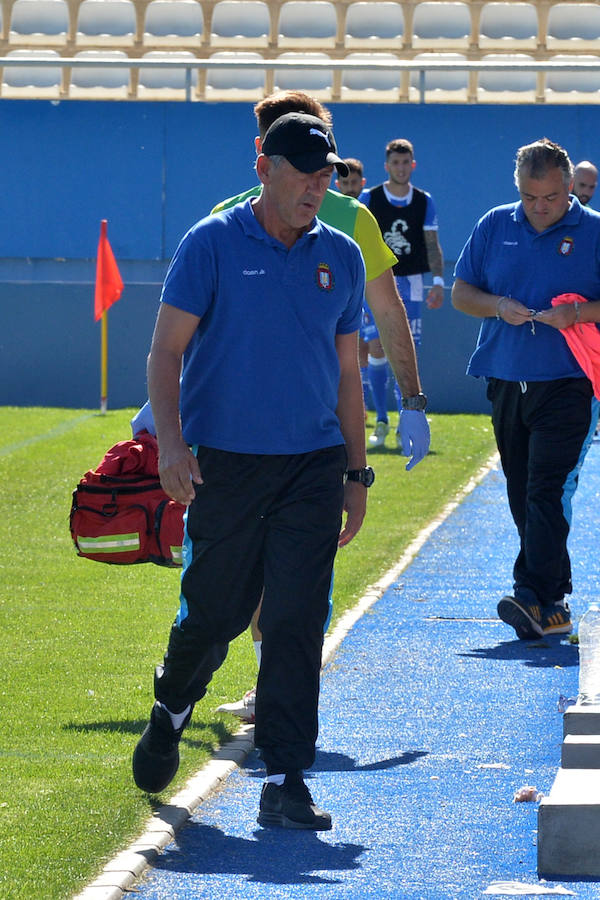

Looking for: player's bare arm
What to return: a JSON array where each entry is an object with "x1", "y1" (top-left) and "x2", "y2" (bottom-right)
[
  {"x1": 424, "y1": 230, "x2": 444, "y2": 309},
  {"x1": 147, "y1": 303, "x2": 203, "y2": 505},
  {"x1": 335, "y1": 331, "x2": 367, "y2": 547},
  {"x1": 452, "y1": 278, "x2": 533, "y2": 325},
  {"x1": 366, "y1": 267, "x2": 421, "y2": 397}
]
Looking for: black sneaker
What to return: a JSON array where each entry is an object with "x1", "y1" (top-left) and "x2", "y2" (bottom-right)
[
  {"x1": 132, "y1": 701, "x2": 191, "y2": 793},
  {"x1": 497, "y1": 594, "x2": 543, "y2": 640},
  {"x1": 257, "y1": 777, "x2": 332, "y2": 830},
  {"x1": 542, "y1": 600, "x2": 572, "y2": 636}
]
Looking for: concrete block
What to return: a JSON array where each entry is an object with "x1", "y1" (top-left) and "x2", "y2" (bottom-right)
[
  {"x1": 538, "y1": 767, "x2": 600, "y2": 876},
  {"x1": 562, "y1": 733, "x2": 600, "y2": 768},
  {"x1": 563, "y1": 703, "x2": 600, "y2": 736}
]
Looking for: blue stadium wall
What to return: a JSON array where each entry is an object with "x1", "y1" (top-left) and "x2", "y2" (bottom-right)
[{"x1": 2, "y1": 99, "x2": 600, "y2": 412}]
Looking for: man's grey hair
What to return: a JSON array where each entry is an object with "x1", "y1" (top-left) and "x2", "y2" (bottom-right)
[
  {"x1": 266, "y1": 154, "x2": 286, "y2": 167},
  {"x1": 257, "y1": 153, "x2": 286, "y2": 169},
  {"x1": 514, "y1": 138, "x2": 574, "y2": 189}
]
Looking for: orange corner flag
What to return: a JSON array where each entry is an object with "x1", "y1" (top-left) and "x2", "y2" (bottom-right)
[{"x1": 94, "y1": 219, "x2": 123, "y2": 322}]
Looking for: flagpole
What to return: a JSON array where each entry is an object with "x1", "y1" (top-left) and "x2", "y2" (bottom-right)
[
  {"x1": 94, "y1": 218, "x2": 123, "y2": 415},
  {"x1": 100, "y1": 310, "x2": 108, "y2": 414}
]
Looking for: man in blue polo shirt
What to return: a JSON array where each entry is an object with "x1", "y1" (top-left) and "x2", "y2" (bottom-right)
[
  {"x1": 452, "y1": 137, "x2": 600, "y2": 641},
  {"x1": 132, "y1": 113, "x2": 372, "y2": 831}
]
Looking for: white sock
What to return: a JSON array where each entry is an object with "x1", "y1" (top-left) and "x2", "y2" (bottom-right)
[
  {"x1": 266, "y1": 773, "x2": 285, "y2": 786},
  {"x1": 160, "y1": 702, "x2": 191, "y2": 730},
  {"x1": 253, "y1": 640, "x2": 262, "y2": 668}
]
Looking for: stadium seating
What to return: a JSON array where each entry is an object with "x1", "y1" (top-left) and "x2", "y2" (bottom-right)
[
  {"x1": 412, "y1": 2, "x2": 471, "y2": 49},
  {"x1": 9, "y1": 0, "x2": 69, "y2": 46},
  {"x1": 409, "y1": 51, "x2": 469, "y2": 102},
  {"x1": 137, "y1": 49, "x2": 198, "y2": 98},
  {"x1": 341, "y1": 51, "x2": 402, "y2": 101},
  {"x1": 274, "y1": 50, "x2": 333, "y2": 97},
  {"x1": 544, "y1": 53, "x2": 600, "y2": 101},
  {"x1": 204, "y1": 49, "x2": 265, "y2": 99},
  {"x1": 69, "y1": 48, "x2": 130, "y2": 95},
  {"x1": 142, "y1": 0, "x2": 204, "y2": 48},
  {"x1": 1, "y1": 0, "x2": 600, "y2": 102},
  {"x1": 1, "y1": 46, "x2": 62, "y2": 94},
  {"x1": 210, "y1": 1, "x2": 270, "y2": 48},
  {"x1": 477, "y1": 52, "x2": 538, "y2": 102},
  {"x1": 478, "y1": 2, "x2": 538, "y2": 51},
  {"x1": 75, "y1": 0, "x2": 136, "y2": 47},
  {"x1": 277, "y1": 1, "x2": 338, "y2": 49},
  {"x1": 546, "y1": 3, "x2": 600, "y2": 52},
  {"x1": 344, "y1": 2, "x2": 404, "y2": 50}
]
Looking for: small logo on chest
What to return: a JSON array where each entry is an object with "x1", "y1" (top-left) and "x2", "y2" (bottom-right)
[
  {"x1": 316, "y1": 262, "x2": 334, "y2": 291},
  {"x1": 558, "y1": 236, "x2": 574, "y2": 256}
]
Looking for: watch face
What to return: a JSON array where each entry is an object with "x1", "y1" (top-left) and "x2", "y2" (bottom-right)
[
  {"x1": 362, "y1": 466, "x2": 375, "y2": 487},
  {"x1": 347, "y1": 467, "x2": 375, "y2": 487},
  {"x1": 403, "y1": 393, "x2": 427, "y2": 411}
]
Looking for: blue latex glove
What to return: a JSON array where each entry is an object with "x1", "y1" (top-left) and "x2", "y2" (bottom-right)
[
  {"x1": 131, "y1": 400, "x2": 156, "y2": 437},
  {"x1": 399, "y1": 410, "x2": 430, "y2": 471}
]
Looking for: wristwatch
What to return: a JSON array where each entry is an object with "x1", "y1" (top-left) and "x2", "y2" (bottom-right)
[
  {"x1": 402, "y1": 392, "x2": 428, "y2": 411},
  {"x1": 346, "y1": 466, "x2": 375, "y2": 488}
]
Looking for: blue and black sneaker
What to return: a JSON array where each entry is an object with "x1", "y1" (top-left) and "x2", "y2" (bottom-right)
[
  {"x1": 497, "y1": 594, "x2": 543, "y2": 640},
  {"x1": 542, "y1": 600, "x2": 572, "y2": 636}
]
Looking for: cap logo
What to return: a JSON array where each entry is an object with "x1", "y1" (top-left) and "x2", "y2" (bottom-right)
[
  {"x1": 316, "y1": 262, "x2": 334, "y2": 291},
  {"x1": 309, "y1": 128, "x2": 331, "y2": 148}
]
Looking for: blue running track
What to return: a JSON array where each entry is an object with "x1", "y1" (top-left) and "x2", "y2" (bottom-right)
[{"x1": 129, "y1": 446, "x2": 600, "y2": 899}]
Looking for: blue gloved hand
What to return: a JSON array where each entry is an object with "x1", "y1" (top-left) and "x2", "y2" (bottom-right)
[
  {"x1": 130, "y1": 400, "x2": 156, "y2": 438},
  {"x1": 399, "y1": 410, "x2": 430, "y2": 471}
]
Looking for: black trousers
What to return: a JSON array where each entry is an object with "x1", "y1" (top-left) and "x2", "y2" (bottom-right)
[
  {"x1": 154, "y1": 444, "x2": 347, "y2": 774},
  {"x1": 488, "y1": 377, "x2": 593, "y2": 606}
]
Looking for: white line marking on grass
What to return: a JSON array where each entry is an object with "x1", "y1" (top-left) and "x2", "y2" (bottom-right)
[
  {"x1": 0, "y1": 412, "x2": 96, "y2": 458},
  {"x1": 72, "y1": 450, "x2": 500, "y2": 900}
]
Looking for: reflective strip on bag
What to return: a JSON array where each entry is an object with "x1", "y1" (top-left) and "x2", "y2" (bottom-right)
[
  {"x1": 77, "y1": 533, "x2": 141, "y2": 553},
  {"x1": 170, "y1": 545, "x2": 183, "y2": 565}
]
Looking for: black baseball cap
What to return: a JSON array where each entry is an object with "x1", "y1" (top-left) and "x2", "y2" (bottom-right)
[{"x1": 261, "y1": 112, "x2": 349, "y2": 177}]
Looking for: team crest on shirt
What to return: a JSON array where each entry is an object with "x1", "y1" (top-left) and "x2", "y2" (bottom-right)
[
  {"x1": 558, "y1": 236, "x2": 574, "y2": 256},
  {"x1": 316, "y1": 262, "x2": 334, "y2": 291}
]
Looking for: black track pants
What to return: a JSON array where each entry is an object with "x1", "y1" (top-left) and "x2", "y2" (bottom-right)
[
  {"x1": 488, "y1": 377, "x2": 593, "y2": 606},
  {"x1": 154, "y1": 444, "x2": 347, "y2": 774}
]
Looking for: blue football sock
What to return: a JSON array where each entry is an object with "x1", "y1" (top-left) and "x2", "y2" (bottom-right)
[{"x1": 368, "y1": 356, "x2": 389, "y2": 424}]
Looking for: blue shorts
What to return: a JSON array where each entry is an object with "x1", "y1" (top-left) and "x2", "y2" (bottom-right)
[
  {"x1": 360, "y1": 301, "x2": 379, "y2": 343},
  {"x1": 360, "y1": 274, "x2": 425, "y2": 347}
]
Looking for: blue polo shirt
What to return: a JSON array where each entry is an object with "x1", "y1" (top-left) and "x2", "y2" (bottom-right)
[
  {"x1": 454, "y1": 196, "x2": 600, "y2": 381},
  {"x1": 160, "y1": 199, "x2": 365, "y2": 453}
]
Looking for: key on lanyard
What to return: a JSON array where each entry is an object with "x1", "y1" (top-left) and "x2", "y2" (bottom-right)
[{"x1": 528, "y1": 309, "x2": 537, "y2": 335}]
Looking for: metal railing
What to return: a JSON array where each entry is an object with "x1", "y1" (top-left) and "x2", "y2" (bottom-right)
[{"x1": 1, "y1": 55, "x2": 600, "y2": 102}]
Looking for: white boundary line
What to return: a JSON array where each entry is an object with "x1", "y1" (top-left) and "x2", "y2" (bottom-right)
[
  {"x1": 0, "y1": 412, "x2": 96, "y2": 459},
  {"x1": 72, "y1": 450, "x2": 500, "y2": 900}
]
